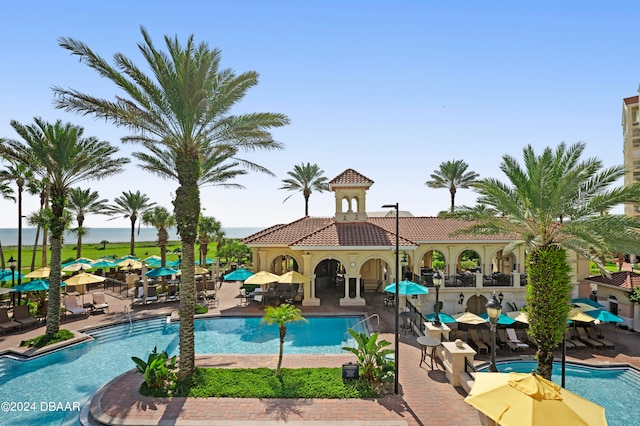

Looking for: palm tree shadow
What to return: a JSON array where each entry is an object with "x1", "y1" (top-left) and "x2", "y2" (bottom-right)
[{"x1": 261, "y1": 398, "x2": 312, "y2": 421}]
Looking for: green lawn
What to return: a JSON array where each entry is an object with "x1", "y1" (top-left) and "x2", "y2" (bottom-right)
[{"x1": 167, "y1": 367, "x2": 379, "y2": 399}]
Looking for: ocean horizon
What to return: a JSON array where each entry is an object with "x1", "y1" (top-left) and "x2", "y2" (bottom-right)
[{"x1": 0, "y1": 227, "x2": 265, "y2": 247}]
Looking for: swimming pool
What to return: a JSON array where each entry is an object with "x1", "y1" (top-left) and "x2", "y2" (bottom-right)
[
  {"x1": 0, "y1": 315, "x2": 367, "y2": 426},
  {"x1": 479, "y1": 360, "x2": 640, "y2": 426}
]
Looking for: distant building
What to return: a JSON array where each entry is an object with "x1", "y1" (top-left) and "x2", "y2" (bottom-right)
[
  {"x1": 623, "y1": 86, "x2": 640, "y2": 217},
  {"x1": 243, "y1": 169, "x2": 590, "y2": 314}
]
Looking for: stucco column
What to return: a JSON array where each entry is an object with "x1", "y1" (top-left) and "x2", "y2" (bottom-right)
[
  {"x1": 301, "y1": 253, "x2": 319, "y2": 306},
  {"x1": 442, "y1": 340, "x2": 477, "y2": 387}
]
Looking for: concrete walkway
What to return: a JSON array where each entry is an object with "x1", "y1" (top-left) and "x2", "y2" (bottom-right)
[{"x1": 1, "y1": 281, "x2": 639, "y2": 425}]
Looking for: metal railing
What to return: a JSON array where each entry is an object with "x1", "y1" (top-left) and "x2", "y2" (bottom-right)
[{"x1": 343, "y1": 313, "x2": 380, "y2": 341}]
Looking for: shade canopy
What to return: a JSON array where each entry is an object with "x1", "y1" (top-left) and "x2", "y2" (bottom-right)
[
  {"x1": 91, "y1": 260, "x2": 117, "y2": 269},
  {"x1": 465, "y1": 371, "x2": 607, "y2": 426},
  {"x1": 384, "y1": 280, "x2": 429, "y2": 295},
  {"x1": 145, "y1": 266, "x2": 179, "y2": 278},
  {"x1": 480, "y1": 312, "x2": 517, "y2": 326},
  {"x1": 567, "y1": 308, "x2": 596, "y2": 323},
  {"x1": 453, "y1": 312, "x2": 488, "y2": 325},
  {"x1": 24, "y1": 267, "x2": 56, "y2": 278},
  {"x1": 277, "y1": 270, "x2": 310, "y2": 284},
  {"x1": 424, "y1": 312, "x2": 457, "y2": 323},
  {"x1": 571, "y1": 298, "x2": 604, "y2": 308},
  {"x1": 223, "y1": 268, "x2": 254, "y2": 282},
  {"x1": 118, "y1": 259, "x2": 143, "y2": 270},
  {"x1": 505, "y1": 311, "x2": 530, "y2": 324},
  {"x1": 62, "y1": 263, "x2": 94, "y2": 272},
  {"x1": 585, "y1": 308, "x2": 624, "y2": 323},
  {"x1": 0, "y1": 270, "x2": 25, "y2": 282},
  {"x1": 244, "y1": 271, "x2": 281, "y2": 285},
  {"x1": 64, "y1": 272, "x2": 106, "y2": 286},
  {"x1": 11, "y1": 279, "x2": 65, "y2": 292}
]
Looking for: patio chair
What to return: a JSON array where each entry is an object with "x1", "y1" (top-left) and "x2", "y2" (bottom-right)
[
  {"x1": 0, "y1": 307, "x2": 22, "y2": 334},
  {"x1": 480, "y1": 329, "x2": 492, "y2": 346},
  {"x1": 166, "y1": 284, "x2": 178, "y2": 302},
  {"x1": 585, "y1": 327, "x2": 614, "y2": 349},
  {"x1": 64, "y1": 296, "x2": 88, "y2": 316},
  {"x1": 13, "y1": 305, "x2": 39, "y2": 329},
  {"x1": 575, "y1": 327, "x2": 604, "y2": 349},
  {"x1": 196, "y1": 281, "x2": 206, "y2": 301},
  {"x1": 92, "y1": 291, "x2": 109, "y2": 313},
  {"x1": 506, "y1": 328, "x2": 529, "y2": 350},
  {"x1": 497, "y1": 329, "x2": 518, "y2": 351},
  {"x1": 566, "y1": 329, "x2": 587, "y2": 349},
  {"x1": 468, "y1": 329, "x2": 488, "y2": 354},
  {"x1": 145, "y1": 286, "x2": 158, "y2": 303},
  {"x1": 133, "y1": 286, "x2": 144, "y2": 304}
]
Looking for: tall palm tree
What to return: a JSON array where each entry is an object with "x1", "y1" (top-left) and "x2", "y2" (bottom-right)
[
  {"x1": 261, "y1": 304, "x2": 306, "y2": 376},
  {"x1": 67, "y1": 187, "x2": 111, "y2": 258},
  {"x1": 0, "y1": 161, "x2": 34, "y2": 286},
  {"x1": 109, "y1": 191, "x2": 155, "y2": 256},
  {"x1": 142, "y1": 206, "x2": 176, "y2": 267},
  {"x1": 426, "y1": 159, "x2": 479, "y2": 213},
  {"x1": 279, "y1": 162, "x2": 328, "y2": 216},
  {"x1": 0, "y1": 118, "x2": 128, "y2": 336},
  {"x1": 54, "y1": 27, "x2": 288, "y2": 378},
  {"x1": 197, "y1": 215, "x2": 222, "y2": 268},
  {"x1": 460, "y1": 142, "x2": 640, "y2": 380}
]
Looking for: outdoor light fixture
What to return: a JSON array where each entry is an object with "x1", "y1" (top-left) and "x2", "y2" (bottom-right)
[
  {"x1": 498, "y1": 292, "x2": 504, "y2": 303},
  {"x1": 485, "y1": 292, "x2": 502, "y2": 372},
  {"x1": 432, "y1": 270, "x2": 443, "y2": 327},
  {"x1": 382, "y1": 202, "x2": 400, "y2": 395},
  {"x1": 459, "y1": 292, "x2": 465, "y2": 305}
]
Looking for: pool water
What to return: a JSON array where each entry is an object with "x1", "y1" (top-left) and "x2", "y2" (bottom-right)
[
  {"x1": 0, "y1": 315, "x2": 366, "y2": 426},
  {"x1": 482, "y1": 360, "x2": 640, "y2": 426}
]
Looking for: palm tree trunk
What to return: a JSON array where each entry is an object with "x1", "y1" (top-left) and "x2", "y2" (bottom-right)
[
  {"x1": 449, "y1": 188, "x2": 456, "y2": 213},
  {"x1": 277, "y1": 327, "x2": 286, "y2": 376},
  {"x1": 0, "y1": 240, "x2": 5, "y2": 269},
  {"x1": 30, "y1": 224, "x2": 40, "y2": 271},
  {"x1": 304, "y1": 194, "x2": 309, "y2": 216},
  {"x1": 41, "y1": 227, "x2": 48, "y2": 267},
  {"x1": 76, "y1": 217, "x2": 85, "y2": 259},
  {"x1": 129, "y1": 217, "x2": 136, "y2": 256},
  {"x1": 46, "y1": 234, "x2": 62, "y2": 336}
]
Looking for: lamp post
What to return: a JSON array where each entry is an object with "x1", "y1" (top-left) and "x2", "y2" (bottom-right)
[
  {"x1": 382, "y1": 202, "x2": 400, "y2": 395},
  {"x1": 485, "y1": 292, "x2": 502, "y2": 372},
  {"x1": 432, "y1": 270, "x2": 443, "y2": 326},
  {"x1": 8, "y1": 255, "x2": 16, "y2": 306}
]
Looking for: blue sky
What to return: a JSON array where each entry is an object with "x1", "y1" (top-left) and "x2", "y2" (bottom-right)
[{"x1": 0, "y1": 1, "x2": 638, "y2": 229}]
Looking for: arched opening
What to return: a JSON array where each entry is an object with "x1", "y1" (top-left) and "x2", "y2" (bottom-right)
[
  {"x1": 465, "y1": 294, "x2": 488, "y2": 315},
  {"x1": 314, "y1": 259, "x2": 344, "y2": 304},
  {"x1": 419, "y1": 250, "x2": 446, "y2": 285},
  {"x1": 270, "y1": 254, "x2": 299, "y2": 275},
  {"x1": 608, "y1": 295, "x2": 618, "y2": 315}
]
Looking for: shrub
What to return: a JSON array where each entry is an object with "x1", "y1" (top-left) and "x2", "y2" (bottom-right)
[
  {"x1": 132, "y1": 346, "x2": 177, "y2": 396},
  {"x1": 342, "y1": 329, "x2": 394, "y2": 383},
  {"x1": 21, "y1": 329, "x2": 74, "y2": 348},
  {"x1": 195, "y1": 304, "x2": 208, "y2": 315}
]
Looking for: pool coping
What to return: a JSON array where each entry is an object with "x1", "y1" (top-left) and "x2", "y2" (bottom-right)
[{"x1": 475, "y1": 357, "x2": 640, "y2": 373}]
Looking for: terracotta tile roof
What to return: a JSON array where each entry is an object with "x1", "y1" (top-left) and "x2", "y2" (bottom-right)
[
  {"x1": 242, "y1": 217, "x2": 334, "y2": 245},
  {"x1": 291, "y1": 222, "x2": 417, "y2": 248},
  {"x1": 585, "y1": 271, "x2": 640, "y2": 290},
  {"x1": 624, "y1": 96, "x2": 639, "y2": 105},
  {"x1": 367, "y1": 217, "x2": 514, "y2": 241},
  {"x1": 328, "y1": 169, "x2": 374, "y2": 187}
]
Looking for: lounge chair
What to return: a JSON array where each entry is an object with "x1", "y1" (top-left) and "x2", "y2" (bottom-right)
[
  {"x1": 468, "y1": 329, "x2": 488, "y2": 354},
  {"x1": 506, "y1": 328, "x2": 529, "y2": 350},
  {"x1": 92, "y1": 291, "x2": 109, "y2": 313},
  {"x1": 13, "y1": 305, "x2": 39, "y2": 329},
  {"x1": 566, "y1": 329, "x2": 587, "y2": 349},
  {"x1": 480, "y1": 329, "x2": 492, "y2": 347},
  {"x1": 146, "y1": 286, "x2": 158, "y2": 303},
  {"x1": 133, "y1": 286, "x2": 144, "y2": 304},
  {"x1": 575, "y1": 327, "x2": 604, "y2": 349},
  {"x1": 196, "y1": 281, "x2": 206, "y2": 301},
  {"x1": 166, "y1": 284, "x2": 178, "y2": 302},
  {"x1": 0, "y1": 307, "x2": 22, "y2": 334},
  {"x1": 497, "y1": 328, "x2": 518, "y2": 351},
  {"x1": 239, "y1": 288, "x2": 250, "y2": 306},
  {"x1": 585, "y1": 327, "x2": 614, "y2": 349},
  {"x1": 64, "y1": 296, "x2": 88, "y2": 316}
]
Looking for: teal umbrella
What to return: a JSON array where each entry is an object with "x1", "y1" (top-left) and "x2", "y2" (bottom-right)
[
  {"x1": 196, "y1": 258, "x2": 215, "y2": 265},
  {"x1": 384, "y1": 280, "x2": 429, "y2": 295},
  {"x1": 585, "y1": 309, "x2": 624, "y2": 323},
  {"x1": 0, "y1": 269, "x2": 25, "y2": 282},
  {"x1": 571, "y1": 298, "x2": 604, "y2": 308},
  {"x1": 10, "y1": 279, "x2": 66, "y2": 292},
  {"x1": 223, "y1": 268, "x2": 254, "y2": 282},
  {"x1": 145, "y1": 266, "x2": 179, "y2": 277},
  {"x1": 144, "y1": 258, "x2": 162, "y2": 268},
  {"x1": 91, "y1": 260, "x2": 117, "y2": 269},
  {"x1": 424, "y1": 312, "x2": 456, "y2": 323},
  {"x1": 167, "y1": 259, "x2": 181, "y2": 268},
  {"x1": 480, "y1": 312, "x2": 516, "y2": 326}
]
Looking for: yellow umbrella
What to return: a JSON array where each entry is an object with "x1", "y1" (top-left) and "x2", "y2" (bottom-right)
[
  {"x1": 277, "y1": 270, "x2": 310, "y2": 284},
  {"x1": 453, "y1": 312, "x2": 488, "y2": 325},
  {"x1": 64, "y1": 272, "x2": 106, "y2": 286},
  {"x1": 244, "y1": 271, "x2": 280, "y2": 286},
  {"x1": 118, "y1": 259, "x2": 143, "y2": 270},
  {"x1": 62, "y1": 263, "x2": 94, "y2": 272},
  {"x1": 573, "y1": 303, "x2": 597, "y2": 312},
  {"x1": 25, "y1": 267, "x2": 60, "y2": 278},
  {"x1": 194, "y1": 265, "x2": 208, "y2": 274},
  {"x1": 465, "y1": 371, "x2": 607, "y2": 426},
  {"x1": 506, "y1": 311, "x2": 530, "y2": 324},
  {"x1": 567, "y1": 308, "x2": 596, "y2": 323}
]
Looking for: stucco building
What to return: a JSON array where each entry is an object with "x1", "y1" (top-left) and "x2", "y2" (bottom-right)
[
  {"x1": 623, "y1": 87, "x2": 640, "y2": 217},
  {"x1": 242, "y1": 169, "x2": 591, "y2": 316}
]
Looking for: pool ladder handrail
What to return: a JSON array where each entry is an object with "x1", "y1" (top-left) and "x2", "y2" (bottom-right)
[
  {"x1": 343, "y1": 313, "x2": 380, "y2": 341},
  {"x1": 124, "y1": 305, "x2": 133, "y2": 334}
]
